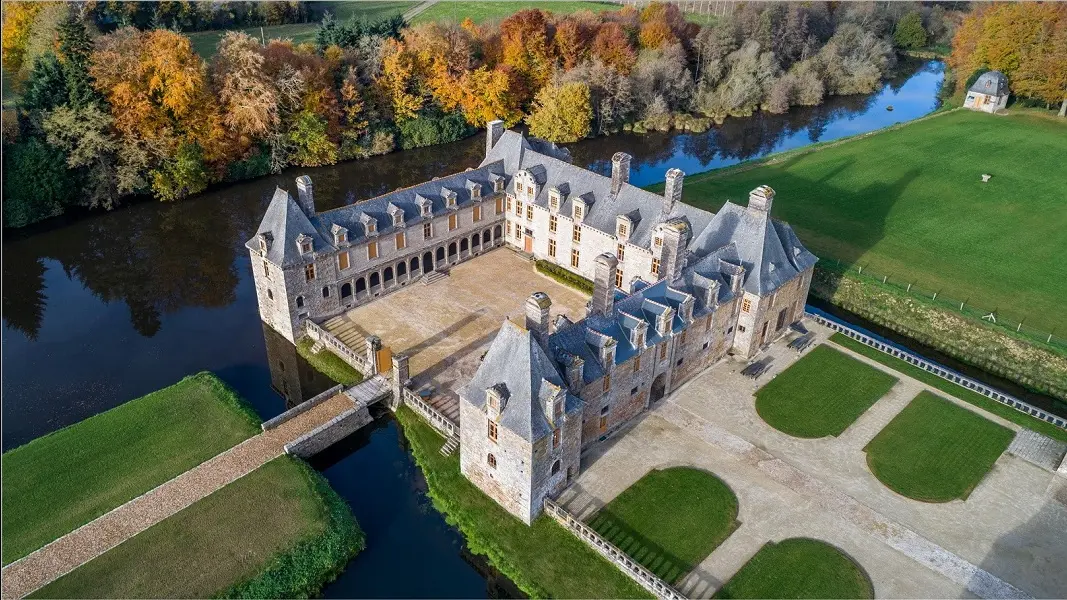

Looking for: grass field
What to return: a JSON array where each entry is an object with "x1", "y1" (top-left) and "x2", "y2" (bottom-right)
[
  {"x1": 297, "y1": 337, "x2": 364, "y2": 386},
  {"x1": 864, "y1": 391, "x2": 1014, "y2": 502},
  {"x1": 33, "y1": 456, "x2": 363, "y2": 598},
  {"x1": 589, "y1": 467, "x2": 739, "y2": 584},
  {"x1": 676, "y1": 110, "x2": 1067, "y2": 334},
  {"x1": 188, "y1": 1, "x2": 413, "y2": 58},
  {"x1": 1, "y1": 372, "x2": 261, "y2": 565},
  {"x1": 714, "y1": 538, "x2": 874, "y2": 599},
  {"x1": 755, "y1": 345, "x2": 897, "y2": 438},
  {"x1": 830, "y1": 333, "x2": 1067, "y2": 443},
  {"x1": 412, "y1": 1, "x2": 619, "y2": 25},
  {"x1": 395, "y1": 406, "x2": 650, "y2": 599}
]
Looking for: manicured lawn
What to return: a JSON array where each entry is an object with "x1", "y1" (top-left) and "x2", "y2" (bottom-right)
[
  {"x1": 714, "y1": 538, "x2": 874, "y2": 599},
  {"x1": 589, "y1": 467, "x2": 739, "y2": 584},
  {"x1": 297, "y1": 337, "x2": 364, "y2": 386},
  {"x1": 395, "y1": 407, "x2": 650, "y2": 599},
  {"x1": 1, "y1": 373, "x2": 261, "y2": 565},
  {"x1": 33, "y1": 456, "x2": 364, "y2": 599},
  {"x1": 413, "y1": 1, "x2": 619, "y2": 24},
  {"x1": 864, "y1": 391, "x2": 1014, "y2": 502},
  {"x1": 830, "y1": 333, "x2": 1067, "y2": 443},
  {"x1": 755, "y1": 345, "x2": 897, "y2": 438},
  {"x1": 674, "y1": 110, "x2": 1067, "y2": 334}
]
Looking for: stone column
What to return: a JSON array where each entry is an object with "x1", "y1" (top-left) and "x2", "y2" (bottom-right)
[
  {"x1": 366, "y1": 335, "x2": 382, "y2": 376},
  {"x1": 390, "y1": 353, "x2": 410, "y2": 410}
]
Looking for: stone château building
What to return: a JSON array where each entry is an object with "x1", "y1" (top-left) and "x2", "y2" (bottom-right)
[
  {"x1": 249, "y1": 121, "x2": 817, "y2": 525},
  {"x1": 964, "y1": 71, "x2": 1009, "y2": 114}
]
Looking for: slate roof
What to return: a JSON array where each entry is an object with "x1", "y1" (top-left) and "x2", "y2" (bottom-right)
[
  {"x1": 250, "y1": 188, "x2": 331, "y2": 267},
  {"x1": 461, "y1": 320, "x2": 582, "y2": 442},
  {"x1": 969, "y1": 71, "x2": 1009, "y2": 96}
]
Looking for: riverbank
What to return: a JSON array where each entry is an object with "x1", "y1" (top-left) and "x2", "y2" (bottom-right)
[{"x1": 394, "y1": 406, "x2": 650, "y2": 599}]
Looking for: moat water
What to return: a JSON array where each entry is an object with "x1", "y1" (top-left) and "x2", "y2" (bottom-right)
[{"x1": 2, "y1": 60, "x2": 994, "y2": 597}]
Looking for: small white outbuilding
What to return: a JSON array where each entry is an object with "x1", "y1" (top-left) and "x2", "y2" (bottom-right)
[{"x1": 964, "y1": 71, "x2": 1009, "y2": 114}]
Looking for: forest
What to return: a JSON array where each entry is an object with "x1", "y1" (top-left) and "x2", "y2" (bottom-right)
[{"x1": 1, "y1": 1, "x2": 1059, "y2": 229}]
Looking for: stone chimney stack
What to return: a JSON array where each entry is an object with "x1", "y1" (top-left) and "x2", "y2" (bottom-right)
[
  {"x1": 662, "y1": 168, "x2": 684, "y2": 219},
  {"x1": 486, "y1": 119, "x2": 504, "y2": 157},
  {"x1": 749, "y1": 185, "x2": 775, "y2": 214},
  {"x1": 525, "y1": 292, "x2": 552, "y2": 344},
  {"x1": 296, "y1": 175, "x2": 315, "y2": 217},
  {"x1": 611, "y1": 152, "x2": 631, "y2": 196},
  {"x1": 591, "y1": 253, "x2": 619, "y2": 316}
]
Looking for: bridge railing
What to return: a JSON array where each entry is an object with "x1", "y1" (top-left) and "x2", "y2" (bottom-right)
[
  {"x1": 401, "y1": 388, "x2": 459, "y2": 438},
  {"x1": 543, "y1": 498, "x2": 686, "y2": 600},
  {"x1": 305, "y1": 320, "x2": 374, "y2": 376},
  {"x1": 807, "y1": 311, "x2": 1067, "y2": 431}
]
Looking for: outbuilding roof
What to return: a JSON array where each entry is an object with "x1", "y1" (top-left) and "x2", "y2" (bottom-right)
[{"x1": 968, "y1": 71, "x2": 1009, "y2": 97}]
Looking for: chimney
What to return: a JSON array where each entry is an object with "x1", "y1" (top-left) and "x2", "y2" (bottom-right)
[
  {"x1": 486, "y1": 119, "x2": 504, "y2": 157},
  {"x1": 611, "y1": 152, "x2": 631, "y2": 196},
  {"x1": 525, "y1": 292, "x2": 552, "y2": 344},
  {"x1": 749, "y1": 185, "x2": 774, "y2": 213},
  {"x1": 296, "y1": 175, "x2": 315, "y2": 217},
  {"x1": 564, "y1": 354, "x2": 584, "y2": 393},
  {"x1": 591, "y1": 253, "x2": 619, "y2": 316},
  {"x1": 662, "y1": 168, "x2": 684, "y2": 219}
]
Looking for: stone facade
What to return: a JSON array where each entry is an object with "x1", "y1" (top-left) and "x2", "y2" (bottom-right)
[{"x1": 964, "y1": 71, "x2": 1009, "y2": 114}]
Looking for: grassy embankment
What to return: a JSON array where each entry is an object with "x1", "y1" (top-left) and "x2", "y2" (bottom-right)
[
  {"x1": 864, "y1": 391, "x2": 1014, "y2": 502},
  {"x1": 1, "y1": 372, "x2": 261, "y2": 565},
  {"x1": 663, "y1": 110, "x2": 1067, "y2": 400},
  {"x1": 830, "y1": 333, "x2": 1067, "y2": 443},
  {"x1": 395, "y1": 406, "x2": 650, "y2": 599},
  {"x1": 412, "y1": 1, "x2": 619, "y2": 25},
  {"x1": 536, "y1": 258, "x2": 595, "y2": 294},
  {"x1": 297, "y1": 336, "x2": 364, "y2": 386},
  {"x1": 755, "y1": 345, "x2": 897, "y2": 438},
  {"x1": 589, "y1": 467, "x2": 740, "y2": 585},
  {"x1": 714, "y1": 538, "x2": 874, "y2": 599},
  {"x1": 33, "y1": 456, "x2": 363, "y2": 598}
]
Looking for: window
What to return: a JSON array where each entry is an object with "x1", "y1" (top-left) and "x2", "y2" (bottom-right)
[
  {"x1": 572, "y1": 225, "x2": 581, "y2": 243},
  {"x1": 393, "y1": 212, "x2": 403, "y2": 226},
  {"x1": 525, "y1": 205, "x2": 532, "y2": 221},
  {"x1": 548, "y1": 239, "x2": 557, "y2": 257},
  {"x1": 552, "y1": 427, "x2": 562, "y2": 449},
  {"x1": 570, "y1": 249, "x2": 580, "y2": 268},
  {"x1": 551, "y1": 459, "x2": 561, "y2": 475},
  {"x1": 651, "y1": 259, "x2": 660, "y2": 276},
  {"x1": 617, "y1": 244, "x2": 625, "y2": 261},
  {"x1": 267, "y1": 288, "x2": 273, "y2": 300},
  {"x1": 367, "y1": 241, "x2": 378, "y2": 260},
  {"x1": 549, "y1": 215, "x2": 558, "y2": 232},
  {"x1": 323, "y1": 286, "x2": 330, "y2": 298},
  {"x1": 703, "y1": 341, "x2": 710, "y2": 350},
  {"x1": 296, "y1": 295, "x2": 304, "y2": 308},
  {"x1": 263, "y1": 260, "x2": 271, "y2": 279},
  {"x1": 473, "y1": 205, "x2": 481, "y2": 222},
  {"x1": 496, "y1": 197, "x2": 503, "y2": 214},
  {"x1": 738, "y1": 325, "x2": 747, "y2": 333},
  {"x1": 423, "y1": 222, "x2": 432, "y2": 239},
  {"x1": 515, "y1": 227, "x2": 522, "y2": 240},
  {"x1": 506, "y1": 221, "x2": 512, "y2": 236},
  {"x1": 514, "y1": 200, "x2": 523, "y2": 217},
  {"x1": 396, "y1": 232, "x2": 406, "y2": 250},
  {"x1": 301, "y1": 241, "x2": 312, "y2": 253},
  {"x1": 515, "y1": 180, "x2": 522, "y2": 193},
  {"x1": 617, "y1": 222, "x2": 628, "y2": 237},
  {"x1": 526, "y1": 185, "x2": 534, "y2": 197},
  {"x1": 494, "y1": 178, "x2": 503, "y2": 192},
  {"x1": 633, "y1": 355, "x2": 641, "y2": 372},
  {"x1": 681, "y1": 330, "x2": 688, "y2": 344},
  {"x1": 654, "y1": 237, "x2": 662, "y2": 248},
  {"x1": 488, "y1": 419, "x2": 498, "y2": 443},
  {"x1": 630, "y1": 385, "x2": 638, "y2": 396},
  {"x1": 706, "y1": 316, "x2": 713, "y2": 331},
  {"x1": 742, "y1": 298, "x2": 752, "y2": 313},
  {"x1": 554, "y1": 399, "x2": 563, "y2": 420},
  {"x1": 603, "y1": 374, "x2": 611, "y2": 392},
  {"x1": 659, "y1": 343, "x2": 667, "y2": 360},
  {"x1": 448, "y1": 214, "x2": 457, "y2": 231},
  {"x1": 506, "y1": 196, "x2": 513, "y2": 211},
  {"x1": 304, "y1": 263, "x2": 316, "y2": 282},
  {"x1": 574, "y1": 204, "x2": 583, "y2": 220},
  {"x1": 676, "y1": 358, "x2": 684, "y2": 366},
  {"x1": 337, "y1": 251, "x2": 349, "y2": 270},
  {"x1": 366, "y1": 221, "x2": 376, "y2": 234},
  {"x1": 601, "y1": 405, "x2": 609, "y2": 415},
  {"x1": 615, "y1": 270, "x2": 623, "y2": 288},
  {"x1": 487, "y1": 453, "x2": 497, "y2": 469}
]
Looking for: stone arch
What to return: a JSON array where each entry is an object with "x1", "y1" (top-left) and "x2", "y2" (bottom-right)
[
  {"x1": 340, "y1": 282, "x2": 352, "y2": 298},
  {"x1": 448, "y1": 242, "x2": 457, "y2": 257},
  {"x1": 355, "y1": 277, "x2": 367, "y2": 293},
  {"x1": 397, "y1": 261, "x2": 407, "y2": 277},
  {"x1": 482, "y1": 229, "x2": 491, "y2": 244},
  {"x1": 295, "y1": 295, "x2": 304, "y2": 308},
  {"x1": 370, "y1": 272, "x2": 380, "y2": 287},
  {"x1": 436, "y1": 247, "x2": 445, "y2": 261},
  {"x1": 384, "y1": 266, "x2": 394, "y2": 283},
  {"x1": 423, "y1": 252, "x2": 433, "y2": 272},
  {"x1": 411, "y1": 256, "x2": 420, "y2": 274},
  {"x1": 471, "y1": 233, "x2": 480, "y2": 248},
  {"x1": 651, "y1": 373, "x2": 667, "y2": 403},
  {"x1": 551, "y1": 459, "x2": 561, "y2": 475},
  {"x1": 460, "y1": 238, "x2": 469, "y2": 252},
  {"x1": 493, "y1": 224, "x2": 502, "y2": 240}
]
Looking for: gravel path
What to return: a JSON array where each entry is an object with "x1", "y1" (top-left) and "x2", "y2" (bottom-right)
[{"x1": 1, "y1": 393, "x2": 353, "y2": 600}]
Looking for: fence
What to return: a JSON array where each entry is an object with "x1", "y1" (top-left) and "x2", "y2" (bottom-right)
[
  {"x1": 401, "y1": 388, "x2": 459, "y2": 438},
  {"x1": 808, "y1": 311, "x2": 1067, "y2": 431},
  {"x1": 305, "y1": 319, "x2": 375, "y2": 375},
  {"x1": 543, "y1": 498, "x2": 686, "y2": 600}
]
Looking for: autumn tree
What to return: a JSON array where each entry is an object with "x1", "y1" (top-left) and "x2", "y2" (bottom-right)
[
  {"x1": 527, "y1": 81, "x2": 592, "y2": 143},
  {"x1": 379, "y1": 38, "x2": 427, "y2": 120},
  {"x1": 456, "y1": 66, "x2": 523, "y2": 127},
  {"x1": 1, "y1": 2, "x2": 43, "y2": 86},
  {"x1": 500, "y1": 9, "x2": 556, "y2": 100},
  {"x1": 212, "y1": 32, "x2": 279, "y2": 148},
  {"x1": 592, "y1": 22, "x2": 637, "y2": 75}
]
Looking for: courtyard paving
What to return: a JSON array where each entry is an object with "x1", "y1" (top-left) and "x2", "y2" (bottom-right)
[
  {"x1": 326, "y1": 249, "x2": 590, "y2": 421},
  {"x1": 559, "y1": 322, "x2": 1067, "y2": 599}
]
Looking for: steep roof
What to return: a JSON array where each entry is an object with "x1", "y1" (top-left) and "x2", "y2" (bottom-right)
[
  {"x1": 247, "y1": 188, "x2": 330, "y2": 267},
  {"x1": 969, "y1": 71, "x2": 1009, "y2": 96}
]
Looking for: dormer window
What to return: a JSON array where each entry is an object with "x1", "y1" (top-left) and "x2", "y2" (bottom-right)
[
  {"x1": 616, "y1": 215, "x2": 631, "y2": 240},
  {"x1": 331, "y1": 224, "x2": 348, "y2": 246},
  {"x1": 258, "y1": 232, "x2": 272, "y2": 254},
  {"x1": 549, "y1": 188, "x2": 561, "y2": 212},
  {"x1": 469, "y1": 182, "x2": 481, "y2": 199},
  {"x1": 418, "y1": 195, "x2": 433, "y2": 217},
  {"x1": 515, "y1": 180, "x2": 522, "y2": 194},
  {"x1": 366, "y1": 221, "x2": 376, "y2": 234},
  {"x1": 494, "y1": 178, "x2": 503, "y2": 192},
  {"x1": 573, "y1": 202, "x2": 584, "y2": 222},
  {"x1": 393, "y1": 212, "x2": 403, "y2": 226},
  {"x1": 443, "y1": 188, "x2": 458, "y2": 209},
  {"x1": 360, "y1": 213, "x2": 378, "y2": 237},
  {"x1": 296, "y1": 234, "x2": 312, "y2": 255}
]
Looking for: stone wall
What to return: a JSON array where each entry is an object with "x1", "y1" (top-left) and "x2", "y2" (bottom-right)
[
  {"x1": 459, "y1": 396, "x2": 535, "y2": 523},
  {"x1": 284, "y1": 407, "x2": 373, "y2": 458},
  {"x1": 733, "y1": 267, "x2": 811, "y2": 358}
]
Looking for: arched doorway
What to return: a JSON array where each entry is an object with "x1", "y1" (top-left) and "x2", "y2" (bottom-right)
[
  {"x1": 370, "y1": 272, "x2": 380, "y2": 287},
  {"x1": 411, "y1": 256, "x2": 420, "y2": 274},
  {"x1": 482, "y1": 230, "x2": 491, "y2": 245},
  {"x1": 448, "y1": 242, "x2": 457, "y2": 257},
  {"x1": 493, "y1": 224, "x2": 502, "y2": 240},
  {"x1": 436, "y1": 247, "x2": 445, "y2": 261},
  {"x1": 460, "y1": 238, "x2": 469, "y2": 252},
  {"x1": 355, "y1": 277, "x2": 366, "y2": 293},
  {"x1": 397, "y1": 261, "x2": 407, "y2": 277},
  {"x1": 384, "y1": 266, "x2": 394, "y2": 284},
  {"x1": 340, "y1": 283, "x2": 352, "y2": 298},
  {"x1": 651, "y1": 373, "x2": 667, "y2": 403},
  {"x1": 423, "y1": 252, "x2": 433, "y2": 272},
  {"x1": 472, "y1": 233, "x2": 480, "y2": 248}
]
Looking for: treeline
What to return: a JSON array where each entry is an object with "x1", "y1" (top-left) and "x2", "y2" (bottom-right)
[
  {"x1": 2, "y1": 2, "x2": 948, "y2": 229},
  {"x1": 948, "y1": 3, "x2": 1067, "y2": 114}
]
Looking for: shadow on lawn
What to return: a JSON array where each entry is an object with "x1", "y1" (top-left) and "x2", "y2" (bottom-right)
[
  {"x1": 976, "y1": 490, "x2": 1067, "y2": 598},
  {"x1": 588, "y1": 510, "x2": 694, "y2": 584}
]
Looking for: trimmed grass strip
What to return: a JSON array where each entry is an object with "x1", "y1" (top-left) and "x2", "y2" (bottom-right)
[
  {"x1": 714, "y1": 538, "x2": 874, "y2": 599},
  {"x1": 864, "y1": 391, "x2": 1014, "y2": 502},
  {"x1": 1, "y1": 372, "x2": 261, "y2": 565},
  {"x1": 394, "y1": 406, "x2": 650, "y2": 599},
  {"x1": 830, "y1": 333, "x2": 1067, "y2": 443},
  {"x1": 412, "y1": 1, "x2": 619, "y2": 25},
  {"x1": 756, "y1": 345, "x2": 897, "y2": 438},
  {"x1": 297, "y1": 337, "x2": 364, "y2": 386},
  {"x1": 589, "y1": 467, "x2": 739, "y2": 584}
]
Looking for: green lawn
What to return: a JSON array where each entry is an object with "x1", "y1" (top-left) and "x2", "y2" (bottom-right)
[
  {"x1": 395, "y1": 406, "x2": 650, "y2": 599},
  {"x1": 1, "y1": 372, "x2": 261, "y2": 566},
  {"x1": 297, "y1": 337, "x2": 364, "y2": 386},
  {"x1": 589, "y1": 467, "x2": 739, "y2": 584},
  {"x1": 188, "y1": 2, "x2": 413, "y2": 58},
  {"x1": 673, "y1": 110, "x2": 1067, "y2": 334},
  {"x1": 714, "y1": 538, "x2": 874, "y2": 599},
  {"x1": 412, "y1": 1, "x2": 619, "y2": 25},
  {"x1": 755, "y1": 345, "x2": 897, "y2": 438},
  {"x1": 864, "y1": 391, "x2": 1014, "y2": 502},
  {"x1": 33, "y1": 456, "x2": 364, "y2": 599},
  {"x1": 830, "y1": 333, "x2": 1067, "y2": 443}
]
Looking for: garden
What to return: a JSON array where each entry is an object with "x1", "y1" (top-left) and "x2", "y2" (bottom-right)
[{"x1": 714, "y1": 538, "x2": 874, "y2": 599}]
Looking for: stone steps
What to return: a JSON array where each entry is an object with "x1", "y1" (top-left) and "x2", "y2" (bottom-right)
[
  {"x1": 423, "y1": 269, "x2": 449, "y2": 285},
  {"x1": 1007, "y1": 429, "x2": 1067, "y2": 472},
  {"x1": 439, "y1": 435, "x2": 460, "y2": 457}
]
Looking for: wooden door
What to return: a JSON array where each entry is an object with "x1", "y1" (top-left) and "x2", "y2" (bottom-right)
[
  {"x1": 524, "y1": 233, "x2": 533, "y2": 253},
  {"x1": 376, "y1": 346, "x2": 392, "y2": 373}
]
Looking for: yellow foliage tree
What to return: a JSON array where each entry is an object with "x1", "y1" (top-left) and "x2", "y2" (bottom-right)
[
  {"x1": 526, "y1": 81, "x2": 592, "y2": 143},
  {"x1": 1, "y1": 2, "x2": 44, "y2": 85}
]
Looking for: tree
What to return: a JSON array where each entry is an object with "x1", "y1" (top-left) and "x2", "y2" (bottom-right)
[
  {"x1": 2, "y1": 137, "x2": 74, "y2": 227},
  {"x1": 527, "y1": 81, "x2": 592, "y2": 143},
  {"x1": 151, "y1": 142, "x2": 209, "y2": 201},
  {"x1": 894, "y1": 12, "x2": 927, "y2": 50},
  {"x1": 456, "y1": 66, "x2": 523, "y2": 128},
  {"x1": 379, "y1": 38, "x2": 427, "y2": 121},
  {"x1": 41, "y1": 104, "x2": 122, "y2": 209},
  {"x1": 213, "y1": 32, "x2": 279, "y2": 145},
  {"x1": 591, "y1": 22, "x2": 637, "y2": 75},
  {"x1": 20, "y1": 52, "x2": 69, "y2": 113},
  {"x1": 56, "y1": 7, "x2": 100, "y2": 109},
  {"x1": 287, "y1": 109, "x2": 338, "y2": 166},
  {"x1": 500, "y1": 9, "x2": 555, "y2": 98},
  {"x1": 1, "y1": 2, "x2": 44, "y2": 86}
]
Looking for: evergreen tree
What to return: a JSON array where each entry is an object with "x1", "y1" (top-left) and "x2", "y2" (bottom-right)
[
  {"x1": 20, "y1": 52, "x2": 69, "y2": 113},
  {"x1": 894, "y1": 11, "x2": 928, "y2": 50},
  {"x1": 2, "y1": 137, "x2": 76, "y2": 227},
  {"x1": 57, "y1": 9, "x2": 101, "y2": 109}
]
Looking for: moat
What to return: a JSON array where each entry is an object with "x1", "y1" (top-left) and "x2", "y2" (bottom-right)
[{"x1": 4, "y1": 60, "x2": 963, "y2": 597}]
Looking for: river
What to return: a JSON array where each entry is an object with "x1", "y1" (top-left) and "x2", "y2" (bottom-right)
[{"x1": 3, "y1": 60, "x2": 946, "y2": 597}]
